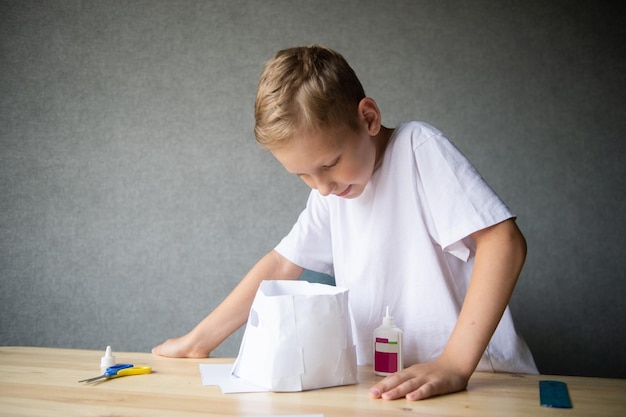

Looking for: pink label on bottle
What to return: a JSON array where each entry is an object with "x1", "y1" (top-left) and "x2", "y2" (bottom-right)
[
  {"x1": 374, "y1": 350, "x2": 398, "y2": 373},
  {"x1": 374, "y1": 340, "x2": 399, "y2": 373}
]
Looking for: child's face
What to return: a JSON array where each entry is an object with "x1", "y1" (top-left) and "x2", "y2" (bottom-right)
[{"x1": 271, "y1": 123, "x2": 379, "y2": 199}]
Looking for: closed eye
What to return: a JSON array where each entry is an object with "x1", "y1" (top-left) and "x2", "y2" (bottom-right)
[{"x1": 322, "y1": 157, "x2": 340, "y2": 170}]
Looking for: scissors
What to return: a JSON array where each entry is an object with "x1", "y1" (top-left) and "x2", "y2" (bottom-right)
[{"x1": 79, "y1": 363, "x2": 152, "y2": 383}]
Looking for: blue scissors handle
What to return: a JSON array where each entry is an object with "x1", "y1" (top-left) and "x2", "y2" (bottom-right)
[
  {"x1": 78, "y1": 363, "x2": 134, "y2": 383},
  {"x1": 103, "y1": 364, "x2": 133, "y2": 376}
]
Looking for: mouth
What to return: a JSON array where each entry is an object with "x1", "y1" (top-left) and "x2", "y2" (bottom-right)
[{"x1": 336, "y1": 185, "x2": 352, "y2": 197}]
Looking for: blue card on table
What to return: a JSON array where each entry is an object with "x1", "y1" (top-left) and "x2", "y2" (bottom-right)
[{"x1": 539, "y1": 380, "x2": 572, "y2": 408}]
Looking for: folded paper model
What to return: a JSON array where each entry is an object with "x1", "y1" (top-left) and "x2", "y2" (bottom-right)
[{"x1": 232, "y1": 280, "x2": 358, "y2": 392}]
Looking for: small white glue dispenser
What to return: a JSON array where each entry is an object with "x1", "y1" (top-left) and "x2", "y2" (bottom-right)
[
  {"x1": 100, "y1": 346, "x2": 116, "y2": 372},
  {"x1": 373, "y1": 306, "x2": 403, "y2": 376}
]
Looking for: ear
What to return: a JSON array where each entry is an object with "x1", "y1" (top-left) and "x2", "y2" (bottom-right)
[{"x1": 357, "y1": 97, "x2": 382, "y2": 136}]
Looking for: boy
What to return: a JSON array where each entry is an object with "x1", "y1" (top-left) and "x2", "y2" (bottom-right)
[{"x1": 153, "y1": 45, "x2": 537, "y2": 400}]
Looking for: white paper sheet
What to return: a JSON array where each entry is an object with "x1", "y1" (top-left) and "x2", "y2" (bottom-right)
[
  {"x1": 199, "y1": 363, "x2": 269, "y2": 393},
  {"x1": 200, "y1": 364, "x2": 325, "y2": 416}
]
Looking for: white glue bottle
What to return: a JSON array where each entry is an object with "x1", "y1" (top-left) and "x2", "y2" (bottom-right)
[
  {"x1": 373, "y1": 306, "x2": 403, "y2": 376},
  {"x1": 100, "y1": 346, "x2": 116, "y2": 372}
]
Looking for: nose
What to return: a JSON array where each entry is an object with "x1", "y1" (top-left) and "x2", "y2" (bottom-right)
[
  {"x1": 301, "y1": 173, "x2": 335, "y2": 196},
  {"x1": 316, "y1": 179, "x2": 335, "y2": 196}
]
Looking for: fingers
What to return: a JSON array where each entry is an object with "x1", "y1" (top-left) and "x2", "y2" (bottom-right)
[
  {"x1": 369, "y1": 372, "x2": 419, "y2": 400},
  {"x1": 152, "y1": 337, "x2": 212, "y2": 358},
  {"x1": 369, "y1": 364, "x2": 469, "y2": 401},
  {"x1": 405, "y1": 382, "x2": 437, "y2": 401},
  {"x1": 151, "y1": 338, "x2": 190, "y2": 358},
  {"x1": 151, "y1": 340, "x2": 174, "y2": 357},
  {"x1": 370, "y1": 377, "x2": 451, "y2": 401}
]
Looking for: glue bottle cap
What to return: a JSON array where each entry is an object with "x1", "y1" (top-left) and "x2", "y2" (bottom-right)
[
  {"x1": 100, "y1": 345, "x2": 116, "y2": 370},
  {"x1": 383, "y1": 306, "x2": 395, "y2": 326}
]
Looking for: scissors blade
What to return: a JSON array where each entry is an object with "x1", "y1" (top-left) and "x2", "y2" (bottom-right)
[{"x1": 78, "y1": 374, "x2": 108, "y2": 383}]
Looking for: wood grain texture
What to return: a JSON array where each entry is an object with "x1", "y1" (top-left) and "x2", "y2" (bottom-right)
[{"x1": 1, "y1": 346, "x2": 625, "y2": 416}]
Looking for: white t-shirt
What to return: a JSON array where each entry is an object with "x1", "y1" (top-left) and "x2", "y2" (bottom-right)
[{"x1": 275, "y1": 122, "x2": 537, "y2": 374}]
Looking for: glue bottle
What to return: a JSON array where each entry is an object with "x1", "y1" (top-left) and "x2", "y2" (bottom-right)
[
  {"x1": 373, "y1": 306, "x2": 403, "y2": 376},
  {"x1": 100, "y1": 346, "x2": 116, "y2": 372}
]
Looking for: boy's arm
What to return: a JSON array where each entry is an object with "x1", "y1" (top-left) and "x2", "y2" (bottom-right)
[
  {"x1": 152, "y1": 250, "x2": 303, "y2": 358},
  {"x1": 369, "y1": 218, "x2": 527, "y2": 400}
]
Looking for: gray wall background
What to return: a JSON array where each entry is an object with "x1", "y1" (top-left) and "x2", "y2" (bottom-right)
[{"x1": 1, "y1": 1, "x2": 624, "y2": 378}]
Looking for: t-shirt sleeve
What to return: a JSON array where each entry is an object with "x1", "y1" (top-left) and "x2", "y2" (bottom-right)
[
  {"x1": 413, "y1": 126, "x2": 514, "y2": 261},
  {"x1": 274, "y1": 190, "x2": 335, "y2": 276}
]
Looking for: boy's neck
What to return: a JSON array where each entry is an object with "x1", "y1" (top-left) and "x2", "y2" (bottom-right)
[{"x1": 373, "y1": 126, "x2": 394, "y2": 172}]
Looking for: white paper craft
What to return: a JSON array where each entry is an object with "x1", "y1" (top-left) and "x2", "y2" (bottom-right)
[{"x1": 231, "y1": 280, "x2": 358, "y2": 392}]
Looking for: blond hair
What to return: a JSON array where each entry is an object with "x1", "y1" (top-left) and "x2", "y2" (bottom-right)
[{"x1": 254, "y1": 45, "x2": 365, "y2": 150}]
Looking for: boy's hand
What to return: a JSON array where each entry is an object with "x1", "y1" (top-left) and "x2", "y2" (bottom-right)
[
  {"x1": 368, "y1": 358, "x2": 469, "y2": 401},
  {"x1": 151, "y1": 334, "x2": 211, "y2": 359}
]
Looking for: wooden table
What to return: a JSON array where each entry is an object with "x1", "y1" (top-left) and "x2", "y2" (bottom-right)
[{"x1": 1, "y1": 346, "x2": 625, "y2": 416}]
